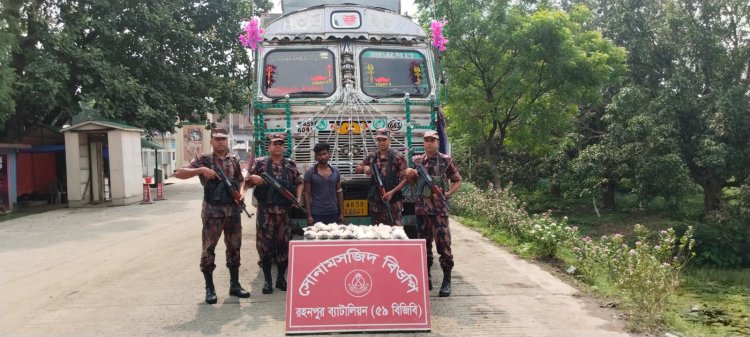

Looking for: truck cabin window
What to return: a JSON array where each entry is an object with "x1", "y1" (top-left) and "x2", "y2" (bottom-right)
[
  {"x1": 262, "y1": 50, "x2": 336, "y2": 98},
  {"x1": 360, "y1": 50, "x2": 430, "y2": 98}
]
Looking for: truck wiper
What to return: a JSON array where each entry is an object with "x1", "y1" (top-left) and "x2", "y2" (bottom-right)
[
  {"x1": 382, "y1": 92, "x2": 410, "y2": 98},
  {"x1": 271, "y1": 91, "x2": 329, "y2": 103}
]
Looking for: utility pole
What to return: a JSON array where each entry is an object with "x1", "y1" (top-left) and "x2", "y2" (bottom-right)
[{"x1": 229, "y1": 113, "x2": 235, "y2": 155}]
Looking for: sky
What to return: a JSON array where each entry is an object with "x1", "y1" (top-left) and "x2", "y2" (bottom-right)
[{"x1": 270, "y1": 0, "x2": 419, "y2": 16}]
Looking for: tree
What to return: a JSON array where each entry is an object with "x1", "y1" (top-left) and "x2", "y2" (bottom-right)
[
  {"x1": 0, "y1": 0, "x2": 273, "y2": 138},
  {"x1": 565, "y1": 86, "x2": 693, "y2": 211},
  {"x1": 416, "y1": 0, "x2": 627, "y2": 188},
  {"x1": 0, "y1": 6, "x2": 14, "y2": 122},
  {"x1": 570, "y1": 0, "x2": 750, "y2": 213},
  {"x1": 658, "y1": 0, "x2": 750, "y2": 212}
]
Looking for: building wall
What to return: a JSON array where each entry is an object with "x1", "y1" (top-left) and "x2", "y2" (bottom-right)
[
  {"x1": 175, "y1": 124, "x2": 210, "y2": 169},
  {"x1": 109, "y1": 131, "x2": 143, "y2": 205},
  {"x1": 142, "y1": 133, "x2": 176, "y2": 179}
]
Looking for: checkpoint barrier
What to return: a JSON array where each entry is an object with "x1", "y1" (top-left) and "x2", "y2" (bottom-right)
[
  {"x1": 153, "y1": 168, "x2": 166, "y2": 200},
  {"x1": 140, "y1": 176, "x2": 153, "y2": 204},
  {"x1": 154, "y1": 182, "x2": 166, "y2": 200}
]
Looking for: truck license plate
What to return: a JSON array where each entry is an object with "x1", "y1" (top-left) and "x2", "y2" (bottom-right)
[{"x1": 344, "y1": 200, "x2": 368, "y2": 216}]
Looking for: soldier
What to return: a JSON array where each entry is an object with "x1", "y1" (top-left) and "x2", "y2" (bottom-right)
[
  {"x1": 245, "y1": 133, "x2": 303, "y2": 294},
  {"x1": 174, "y1": 128, "x2": 251, "y2": 305},
  {"x1": 355, "y1": 128, "x2": 408, "y2": 226},
  {"x1": 412, "y1": 130, "x2": 462, "y2": 297}
]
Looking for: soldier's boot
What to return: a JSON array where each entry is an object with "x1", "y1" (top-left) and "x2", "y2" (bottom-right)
[
  {"x1": 438, "y1": 269, "x2": 452, "y2": 297},
  {"x1": 262, "y1": 264, "x2": 274, "y2": 294},
  {"x1": 203, "y1": 271, "x2": 218, "y2": 304},
  {"x1": 228, "y1": 267, "x2": 250, "y2": 298},
  {"x1": 275, "y1": 263, "x2": 287, "y2": 291}
]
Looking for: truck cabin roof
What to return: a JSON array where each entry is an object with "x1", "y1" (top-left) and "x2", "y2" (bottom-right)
[{"x1": 263, "y1": 5, "x2": 427, "y2": 44}]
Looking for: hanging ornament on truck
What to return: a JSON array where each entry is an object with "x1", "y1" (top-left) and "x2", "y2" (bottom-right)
[
  {"x1": 431, "y1": 19, "x2": 448, "y2": 52},
  {"x1": 239, "y1": 17, "x2": 264, "y2": 50}
]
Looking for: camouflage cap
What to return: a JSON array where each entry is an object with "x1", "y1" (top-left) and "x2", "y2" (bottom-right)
[
  {"x1": 374, "y1": 128, "x2": 390, "y2": 139},
  {"x1": 269, "y1": 133, "x2": 286, "y2": 143},
  {"x1": 423, "y1": 130, "x2": 440, "y2": 140},
  {"x1": 211, "y1": 128, "x2": 228, "y2": 138}
]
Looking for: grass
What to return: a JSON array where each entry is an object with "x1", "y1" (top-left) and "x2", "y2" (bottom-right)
[
  {"x1": 454, "y1": 215, "x2": 534, "y2": 258},
  {"x1": 664, "y1": 268, "x2": 750, "y2": 337}
]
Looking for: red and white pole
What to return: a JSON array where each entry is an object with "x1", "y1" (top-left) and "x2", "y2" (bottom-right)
[{"x1": 140, "y1": 177, "x2": 153, "y2": 204}]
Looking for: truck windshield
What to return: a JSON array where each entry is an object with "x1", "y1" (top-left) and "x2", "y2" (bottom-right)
[
  {"x1": 359, "y1": 49, "x2": 430, "y2": 98},
  {"x1": 262, "y1": 49, "x2": 336, "y2": 98}
]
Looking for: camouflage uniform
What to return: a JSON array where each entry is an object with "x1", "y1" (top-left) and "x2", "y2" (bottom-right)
[
  {"x1": 412, "y1": 152, "x2": 462, "y2": 271},
  {"x1": 250, "y1": 157, "x2": 303, "y2": 267},
  {"x1": 187, "y1": 153, "x2": 245, "y2": 273},
  {"x1": 359, "y1": 149, "x2": 407, "y2": 226}
]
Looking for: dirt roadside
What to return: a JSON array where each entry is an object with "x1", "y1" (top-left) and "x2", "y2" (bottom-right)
[{"x1": 0, "y1": 178, "x2": 640, "y2": 337}]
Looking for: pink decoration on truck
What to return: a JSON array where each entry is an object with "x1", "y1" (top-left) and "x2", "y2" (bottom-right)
[
  {"x1": 430, "y1": 19, "x2": 448, "y2": 52},
  {"x1": 239, "y1": 17, "x2": 264, "y2": 50}
]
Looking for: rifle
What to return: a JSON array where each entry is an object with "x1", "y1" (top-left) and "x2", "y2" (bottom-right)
[
  {"x1": 212, "y1": 163, "x2": 253, "y2": 218},
  {"x1": 260, "y1": 172, "x2": 308, "y2": 215},
  {"x1": 416, "y1": 164, "x2": 450, "y2": 212},
  {"x1": 370, "y1": 161, "x2": 396, "y2": 224}
]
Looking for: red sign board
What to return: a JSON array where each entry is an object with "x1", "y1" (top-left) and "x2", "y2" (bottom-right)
[{"x1": 286, "y1": 240, "x2": 431, "y2": 334}]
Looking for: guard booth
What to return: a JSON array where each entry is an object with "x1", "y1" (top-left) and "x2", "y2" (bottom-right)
[{"x1": 61, "y1": 121, "x2": 144, "y2": 207}]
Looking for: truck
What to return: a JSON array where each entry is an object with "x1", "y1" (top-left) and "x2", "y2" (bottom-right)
[{"x1": 250, "y1": 0, "x2": 448, "y2": 230}]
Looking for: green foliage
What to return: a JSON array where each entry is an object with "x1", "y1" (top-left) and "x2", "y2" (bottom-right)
[
  {"x1": 416, "y1": 0, "x2": 626, "y2": 188},
  {"x1": 520, "y1": 214, "x2": 577, "y2": 257},
  {"x1": 563, "y1": 85, "x2": 695, "y2": 208},
  {"x1": 0, "y1": 0, "x2": 274, "y2": 137},
  {"x1": 692, "y1": 189, "x2": 750, "y2": 268},
  {"x1": 574, "y1": 0, "x2": 750, "y2": 213},
  {"x1": 454, "y1": 180, "x2": 700, "y2": 331},
  {"x1": 667, "y1": 268, "x2": 750, "y2": 337},
  {"x1": 0, "y1": 22, "x2": 14, "y2": 123},
  {"x1": 572, "y1": 224, "x2": 696, "y2": 331},
  {"x1": 452, "y1": 182, "x2": 579, "y2": 258},
  {"x1": 451, "y1": 181, "x2": 530, "y2": 237}
]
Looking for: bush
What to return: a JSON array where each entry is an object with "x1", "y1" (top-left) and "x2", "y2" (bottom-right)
[
  {"x1": 693, "y1": 203, "x2": 750, "y2": 268},
  {"x1": 452, "y1": 182, "x2": 529, "y2": 237},
  {"x1": 520, "y1": 214, "x2": 577, "y2": 258},
  {"x1": 573, "y1": 224, "x2": 695, "y2": 330},
  {"x1": 693, "y1": 181, "x2": 750, "y2": 268},
  {"x1": 453, "y1": 182, "x2": 578, "y2": 258}
]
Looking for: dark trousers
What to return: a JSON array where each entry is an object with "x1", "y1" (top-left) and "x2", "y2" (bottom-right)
[
  {"x1": 200, "y1": 214, "x2": 242, "y2": 272},
  {"x1": 416, "y1": 214, "x2": 453, "y2": 270}
]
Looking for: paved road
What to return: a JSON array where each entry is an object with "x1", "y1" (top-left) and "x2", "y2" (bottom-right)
[{"x1": 0, "y1": 178, "x2": 635, "y2": 337}]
